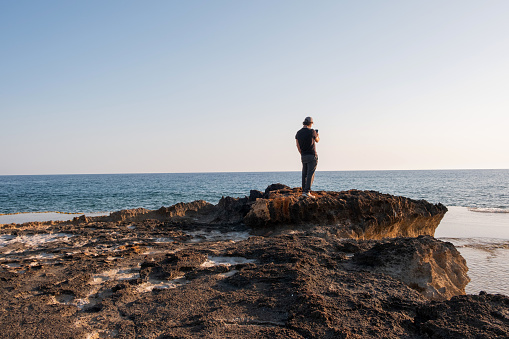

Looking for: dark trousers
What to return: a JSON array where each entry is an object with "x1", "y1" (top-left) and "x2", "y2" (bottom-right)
[{"x1": 301, "y1": 154, "x2": 318, "y2": 193}]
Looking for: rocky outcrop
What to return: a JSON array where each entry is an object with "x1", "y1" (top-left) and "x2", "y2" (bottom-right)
[
  {"x1": 352, "y1": 236, "x2": 470, "y2": 300},
  {"x1": 75, "y1": 184, "x2": 446, "y2": 240},
  {"x1": 93, "y1": 201, "x2": 214, "y2": 223},
  {"x1": 103, "y1": 207, "x2": 151, "y2": 222},
  {"x1": 1, "y1": 220, "x2": 503, "y2": 338},
  {"x1": 156, "y1": 200, "x2": 214, "y2": 220},
  {"x1": 3, "y1": 184, "x2": 446, "y2": 240},
  {"x1": 3, "y1": 183, "x2": 508, "y2": 338},
  {"x1": 244, "y1": 185, "x2": 447, "y2": 239},
  {"x1": 415, "y1": 292, "x2": 509, "y2": 338}
]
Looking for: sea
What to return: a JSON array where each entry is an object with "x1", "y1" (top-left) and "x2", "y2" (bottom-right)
[{"x1": 1, "y1": 169, "x2": 508, "y2": 295}]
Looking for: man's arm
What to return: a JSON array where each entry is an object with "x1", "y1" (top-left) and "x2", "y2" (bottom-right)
[
  {"x1": 315, "y1": 131, "x2": 320, "y2": 143},
  {"x1": 296, "y1": 139, "x2": 301, "y2": 154}
]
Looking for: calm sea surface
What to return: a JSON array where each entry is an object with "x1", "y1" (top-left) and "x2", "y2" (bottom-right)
[
  {"x1": 1, "y1": 169, "x2": 508, "y2": 295},
  {"x1": 0, "y1": 169, "x2": 508, "y2": 215}
]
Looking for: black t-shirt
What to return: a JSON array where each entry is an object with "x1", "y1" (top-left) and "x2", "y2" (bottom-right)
[{"x1": 295, "y1": 127, "x2": 318, "y2": 156}]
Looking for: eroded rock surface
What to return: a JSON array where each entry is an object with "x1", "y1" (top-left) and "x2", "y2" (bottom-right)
[
  {"x1": 0, "y1": 186, "x2": 505, "y2": 338},
  {"x1": 244, "y1": 186, "x2": 447, "y2": 239},
  {"x1": 352, "y1": 236, "x2": 470, "y2": 300},
  {"x1": 0, "y1": 220, "x2": 506, "y2": 338},
  {"x1": 18, "y1": 184, "x2": 446, "y2": 240}
]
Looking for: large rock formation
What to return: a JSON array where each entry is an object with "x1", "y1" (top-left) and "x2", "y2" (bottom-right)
[
  {"x1": 243, "y1": 185, "x2": 447, "y2": 239},
  {"x1": 2, "y1": 184, "x2": 499, "y2": 338},
  {"x1": 0, "y1": 223, "x2": 503, "y2": 338},
  {"x1": 61, "y1": 184, "x2": 447, "y2": 240},
  {"x1": 352, "y1": 236, "x2": 470, "y2": 300}
]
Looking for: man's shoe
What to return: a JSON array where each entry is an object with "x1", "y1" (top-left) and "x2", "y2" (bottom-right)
[{"x1": 302, "y1": 192, "x2": 315, "y2": 198}]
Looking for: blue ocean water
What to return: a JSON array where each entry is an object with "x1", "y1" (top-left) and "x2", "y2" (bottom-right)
[{"x1": 0, "y1": 169, "x2": 507, "y2": 215}]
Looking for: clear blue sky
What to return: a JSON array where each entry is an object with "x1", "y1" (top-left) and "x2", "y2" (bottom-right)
[{"x1": 1, "y1": 1, "x2": 508, "y2": 175}]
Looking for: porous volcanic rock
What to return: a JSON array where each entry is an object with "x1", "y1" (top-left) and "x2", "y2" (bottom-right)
[
  {"x1": 1, "y1": 224, "x2": 504, "y2": 338},
  {"x1": 3, "y1": 185, "x2": 446, "y2": 241},
  {"x1": 244, "y1": 185, "x2": 447, "y2": 239},
  {"x1": 99, "y1": 200, "x2": 214, "y2": 223},
  {"x1": 106, "y1": 207, "x2": 152, "y2": 222},
  {"x1": 101, "y1": 185, "x2": 447, "y2": 240},
  {"x1": 140, "y1": 250, "x2": 208, "y2": 280},
  {"x1": 352, "y1": 236, "x2": 470, "y2": 300},
  {"x1": 415, "y1": 292, "x2": 509, "y2": 338},
  {"x1": 0, "y1": 185, "x2": 507, "y2": 338},
  {"x1": 156, "y1": 200, "x2": 215, "y2": 220}
]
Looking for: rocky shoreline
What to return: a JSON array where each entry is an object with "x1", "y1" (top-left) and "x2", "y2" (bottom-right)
[{"x1": 1, "y1": 185, "x2": 508, "y2": 338}]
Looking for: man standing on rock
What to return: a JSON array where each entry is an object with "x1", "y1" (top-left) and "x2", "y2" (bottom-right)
[{"x1": 295, "y1": 116, "x2": 319, "y2": 198}]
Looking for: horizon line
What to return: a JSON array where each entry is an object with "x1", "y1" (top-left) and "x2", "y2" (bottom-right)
[{"x1": 1, "y1": 168, "x2": 508, "y2": 176}]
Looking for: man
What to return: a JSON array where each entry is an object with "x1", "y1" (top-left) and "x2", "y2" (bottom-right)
[{"x1": 295, "y1": 116, "x2": 320, "y2": 198}]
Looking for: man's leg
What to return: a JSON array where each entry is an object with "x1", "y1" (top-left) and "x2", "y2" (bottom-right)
[
  {"x1": 302, "y1": 160, "x2": 308, "y2": 192},
  {"x1": 305, "y1": 156, "x2": 318, "y2": 192},
  {"x1": 302, "y1": 155, "x2": 317, "y2": 193}
]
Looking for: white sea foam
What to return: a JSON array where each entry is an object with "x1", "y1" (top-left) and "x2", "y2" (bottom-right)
[
  {"x1": 89, "y1": 265, "x2": 187, "y2": 295},
  {"x1": 136, "y1": 277, "x2": 187, "y2": 293},
  {"x1": 0, "y1": 233, "x2": 73, "y2": 248},
  {"x1": 91, "y1": 268, "x2": 141, "y2": 285},
  {"x1": 53, "y1": 267, "x2": 143, "y2": 309},
  {"x1": 439, "y1": 237, "x2": 509, "y2": 250},
  {"x1": 468, "y1": 207, "x2": 509, "y2": 213},
  {"x1": 91, "y1": 266, "x2": 188, "y2": 293},
  {"x1": 201, "y1": 256, "x2": 256, "y2": 268},
  {"x1": 0, "y1": 212, "x2": 109, "y2": 225},
  {"x1": 153, "y1": 237, "x2": 174, "y2": 243}
]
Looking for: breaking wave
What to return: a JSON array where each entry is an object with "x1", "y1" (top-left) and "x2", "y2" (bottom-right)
[
  {"x1": 468, "y1": 207, "x2": 509, "y2": 214},
  {"x1": 440, "y1": 237, "x2": 509, "y2": 251}
]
